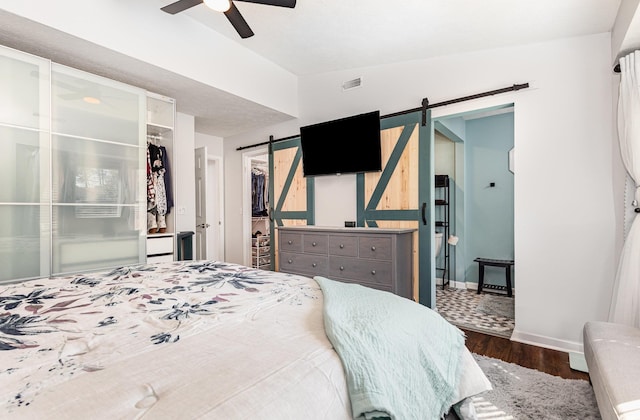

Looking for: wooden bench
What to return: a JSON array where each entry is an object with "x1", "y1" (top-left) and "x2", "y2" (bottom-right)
[{"x1": 474, "y1": 258, "x2": 515, "y2": 297}]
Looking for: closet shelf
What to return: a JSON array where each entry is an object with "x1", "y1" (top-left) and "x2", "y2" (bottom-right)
[
  {"x1": 251, "y1": 159, "x2": 270, "y2": 270},
  {"x1": 435, "y1": 174, "x2": 451, "y2": 290},
  {"x1": 252, "y1": 235, "x2": 271, "y2": 269},
  {"x1": 147, "y1": 123, "x2": 173, "y2": 135},
  {"x1": 148, "y1": 232, "x2": 175, "y2": 238}
]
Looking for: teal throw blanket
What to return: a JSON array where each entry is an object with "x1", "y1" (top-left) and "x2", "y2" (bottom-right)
[{"x1": 315, "y1": 276, "x2": 465, "y2": 420}]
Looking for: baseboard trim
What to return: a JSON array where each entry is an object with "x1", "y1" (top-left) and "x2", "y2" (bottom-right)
[
  {"x1": 510, "y1": 329, "x2": 583, "y2": 354},
  {"x1": 435, "y1": 278, "x2": 467, "y2": 289},
  {"x1": 437, "y1": 281, "x2": 582, "y2": 355},
  {"x1": 435, "y1": 280, "x2": 517, "y2": 295}
]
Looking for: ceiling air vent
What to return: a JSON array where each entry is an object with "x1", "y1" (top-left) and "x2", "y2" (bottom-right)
[{"x1": 342, "y1": 77, "x2": 362, "y2": 91}]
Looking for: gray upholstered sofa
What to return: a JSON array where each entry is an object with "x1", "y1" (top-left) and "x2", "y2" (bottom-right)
[{"x1": 583, "y1": 321, "x2": 640, "y2": 420}]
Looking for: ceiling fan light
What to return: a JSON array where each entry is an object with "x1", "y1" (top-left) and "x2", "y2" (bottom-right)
[
  {"x1": 83, "y1": 96, "x2": 101, "y2": 105},
  {"x1": 203, "y1": 0, "x2": 231, "y2": 12}
]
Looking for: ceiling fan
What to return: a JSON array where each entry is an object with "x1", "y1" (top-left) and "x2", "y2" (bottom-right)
[{"x1": 161, "y1": 0, "x2": 296, "y2": 39}]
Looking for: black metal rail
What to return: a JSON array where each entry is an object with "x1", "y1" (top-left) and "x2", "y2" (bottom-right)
[{"x1": 236, "y1": 82, "x2": 529, "y2": 151}]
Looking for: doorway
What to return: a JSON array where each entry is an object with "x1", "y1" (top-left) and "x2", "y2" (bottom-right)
[
  {"x1": 194, "y1": 147, "x2": 224, "y2": 261},
  {"x1": 432, "y1": 105, "x2": 515, "y2": 338},
  {"x1": 206, "y1": 156, "x2": 224, "y2": 260},
  {"x1": 242, "y1": 148, "x2": 270, "y2": 267}
]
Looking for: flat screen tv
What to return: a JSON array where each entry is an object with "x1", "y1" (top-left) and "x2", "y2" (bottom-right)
[{"x1": 300, "y1": 110, "x2": 382, "y2": 177}]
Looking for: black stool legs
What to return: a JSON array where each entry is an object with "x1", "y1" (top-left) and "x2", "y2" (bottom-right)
[{"x1": 474, "y1": 258, "x2": 514, "y2": 297}]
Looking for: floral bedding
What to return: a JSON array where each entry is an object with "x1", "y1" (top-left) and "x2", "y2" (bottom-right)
[
  {"x1": 0, "y1": 260, "x2": 490, "y2": 419},
  {"x1": 0, "y1": 261, "x2": 352, "y2": 419}
]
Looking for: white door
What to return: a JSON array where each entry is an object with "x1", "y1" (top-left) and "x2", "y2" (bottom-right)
[
  {"x1": 206, "y1": 157, "x2": 223, "y2": 261},
  {"x1": 195, "y1": 147, "x2": 209, "y2": 260}
]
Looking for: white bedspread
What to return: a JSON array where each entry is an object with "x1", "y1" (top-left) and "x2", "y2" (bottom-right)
[
  {"x1": 0, "y1": 261, "x2": 489, "y2": 419},
  {"x1": 0, "y1": 261, "x2": 351, "y2": 419}
]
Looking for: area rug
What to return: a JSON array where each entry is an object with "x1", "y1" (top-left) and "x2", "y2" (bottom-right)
[
  {"x1": 459, "y1": 354, "x2": 601, "y2": 420},
  {"x1": 436, "y1": 288, "x2": 515, "y2": 338},
  {"x1": 477, "y1": 294, "x2": 515, "y2": 318}
]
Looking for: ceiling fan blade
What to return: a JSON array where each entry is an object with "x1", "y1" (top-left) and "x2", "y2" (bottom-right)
[
  {"x1": 161, "y1": 0, "x2": 204, "y2": 14},
  {"x1": 235, "y1": 0, "x2": 295, "y2": 8},
  {"x1": 224, "y1": 3, "x2": 254, "y2": 38}
]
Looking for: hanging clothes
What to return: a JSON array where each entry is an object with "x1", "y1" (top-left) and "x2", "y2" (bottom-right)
[
  {"x1": 147, "y1": 142, "x2": 173, "y2": 233},
  {"x1": 147, "y1": 143, "x2": 158, "y2": 233},
  {"x1": 251, "y1": 167, "x2": 269, "y2": 217},
  {"x1": 159, "y1": 145, "x2": 174, "y2": 214}
]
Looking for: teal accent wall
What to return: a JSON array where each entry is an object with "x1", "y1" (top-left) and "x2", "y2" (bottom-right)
[
  {"x1": 465, "y1": 113, "x2": 514, "y2": 287},
  {"x1": 436, "y1": 117, "x2": 466, "y2": 141}
]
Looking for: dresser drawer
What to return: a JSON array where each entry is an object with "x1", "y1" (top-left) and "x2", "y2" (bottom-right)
[
  {"x1": 303, "y1": 234, "x2": 328, "y2": 254},
  {"x1": 329, "y1": 235, "x2": 358, "y2": 257},
  {"x1": 279, "y1": 252, "x2": 328, "y2": 276},
  {"x1": 147, "y1": 235, "x2": 174, "y2": 255},
  {"x1": 279, "y1": 233, "x2": 303, "y2": 252},
  {"x1": 359, "y1": 236, "x2": 392, "y2": 260},
  {"x1": 329, "y1": 256, "x2": 392, "y2": 286},
  {"x1": 276, "y1": 226, "x2": 414, "y2": 300}
]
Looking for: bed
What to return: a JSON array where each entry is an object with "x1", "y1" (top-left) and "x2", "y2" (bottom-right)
[{"x1": 0, "y1": 261, "x2": 490, "y2": 419}]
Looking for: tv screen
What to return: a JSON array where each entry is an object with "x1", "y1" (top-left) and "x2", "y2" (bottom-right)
[{"x1": 300, "y1": 110, "x2": 382, "y2": 177}]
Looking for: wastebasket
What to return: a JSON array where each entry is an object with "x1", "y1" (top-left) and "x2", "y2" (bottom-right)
[{"x1": 176, "y1": 231, "x2": 194, "y2": 261}]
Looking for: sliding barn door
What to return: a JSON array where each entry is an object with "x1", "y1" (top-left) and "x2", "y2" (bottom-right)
[
  {"x1": 269, "y1": 137, "x2": 315, "y2": 270},
  {"x1": 357, "y1": 111, "x2": 433, "y2": 307}
]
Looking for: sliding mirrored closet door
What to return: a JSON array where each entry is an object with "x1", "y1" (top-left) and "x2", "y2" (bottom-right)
[
  {"x1": 0, "y1": 45, "x2": 147, "y2": 283},
  {"x1": 50, "y1": 64, "x2": 147, "y2": 275},
  {"x1": 0, "y1": 46, "x2": 51, "y2": 282}
]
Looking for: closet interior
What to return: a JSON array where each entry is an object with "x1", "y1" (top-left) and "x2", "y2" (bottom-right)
[
  {"x1": 251, "y1": 157, "x2": 271, "y2": 270},
  {"x1": 146, "y1": 94, "x2": 176, "y2": 263}
]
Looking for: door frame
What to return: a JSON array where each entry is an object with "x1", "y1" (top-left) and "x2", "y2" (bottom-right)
[
  {"x1": 194, "y1": 146, "x2": 208, "y2": 261},
  {"x1": 207, "y1": 154, "x2": 225, "y2": 261},
  {"x1": 431, "y1": 103, "x2": 515, "y2": 294},
  {"x1": 194, "y1": 148, "x2": 225, "y2": 262},
  {"x1": 433, "y1": 120, "x2": 465, "y2": 287},
  {"x1": 242, "y1": 147, "x2": 269, "y2": 267}
]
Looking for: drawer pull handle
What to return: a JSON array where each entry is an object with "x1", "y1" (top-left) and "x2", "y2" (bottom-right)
[
  {"x1": 339, "y1": 244, "x2": 344, "y2": 249},
  {"x1": 371, "y1": 270, "x2": 376, "y2": 275},
  {"x1": 340, "y1": 266, "x2": 345, "y2": 271},
  {"x1": 312, "y1": 263, "x2": 317, "y2": 268},
  {"x1": 288, "y1": 259, "x2": 292, "y2": 264},
  {"x1": 312, "y1": 242, "x2": 317, "y2": 246},
  {"x1": 371, "y1": 246, "x2": 376, "y2": 251},
  {"x1": 287, "y1": 240, "x2": 293, "y2": 245}
]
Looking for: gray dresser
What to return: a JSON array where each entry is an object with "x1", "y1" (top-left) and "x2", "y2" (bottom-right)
[{"x1": 277, "y1": 226, "x2": 415, "y2": 299}]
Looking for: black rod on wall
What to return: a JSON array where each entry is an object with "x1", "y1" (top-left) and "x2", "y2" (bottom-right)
[
  {"x1": 235, "y1": 82, "x2": 530, "y2": 151},
  {"x1": 236, "y1": 134, "x2": 299, "y2": 151}
]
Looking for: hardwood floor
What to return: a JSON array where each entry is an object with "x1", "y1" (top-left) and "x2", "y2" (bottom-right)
[{"x1": 462, "y1": 328, "x2": 589, "y2": 381}]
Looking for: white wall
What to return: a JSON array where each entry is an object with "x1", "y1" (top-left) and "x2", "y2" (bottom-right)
[
  {"x1": 224, "y1": 33, "x2": 622, "y2": 352},
  {"x1": 195, "y1": 133, "x2": 224, "y2": 156}
]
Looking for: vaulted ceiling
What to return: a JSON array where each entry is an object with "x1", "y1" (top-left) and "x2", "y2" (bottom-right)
[{"x1": 0, "y1": 0, "x2": 631, "y2": 137}]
